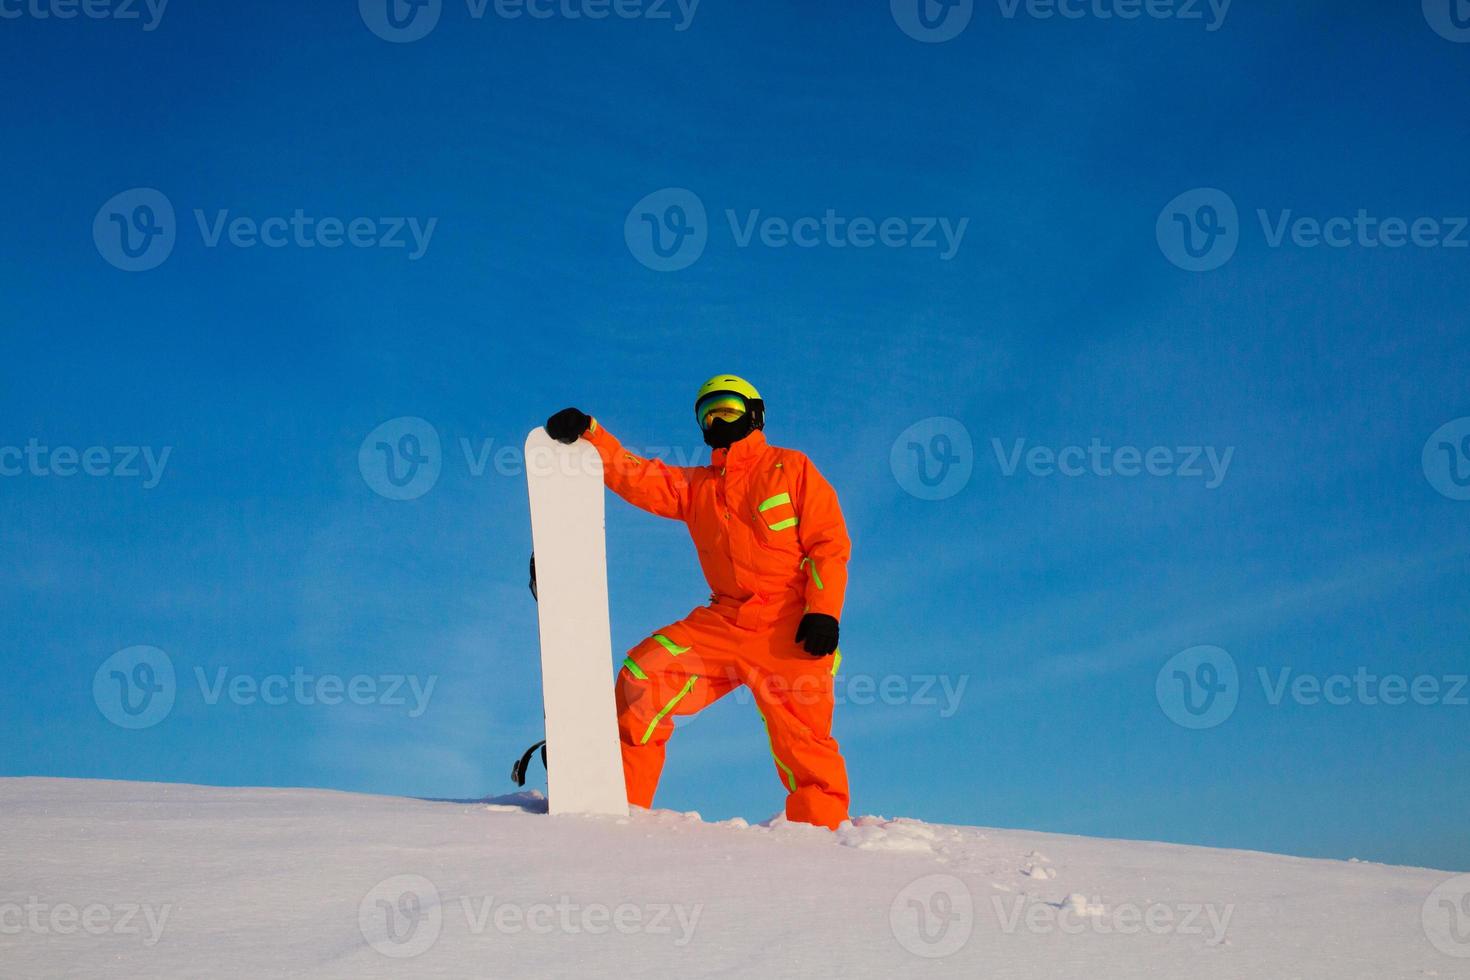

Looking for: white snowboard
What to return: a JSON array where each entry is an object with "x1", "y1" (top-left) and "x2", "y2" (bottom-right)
[{"x1": 524, "y1": 428, "x2": 629, "y2": 817}]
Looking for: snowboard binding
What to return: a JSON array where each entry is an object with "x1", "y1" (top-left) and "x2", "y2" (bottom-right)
[{"x1": 511, "y1": 739, "x2": 547, "y2": 788}]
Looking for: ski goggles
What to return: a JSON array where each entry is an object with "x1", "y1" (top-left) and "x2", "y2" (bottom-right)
[{"x1": 696, "y1": 393, "x2": 747, "y2": 429}]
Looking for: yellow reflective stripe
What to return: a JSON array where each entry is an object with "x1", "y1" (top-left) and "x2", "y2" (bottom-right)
[
  {"x1": 831, "y1": 649, "x2": 842, "y2": 676},
  {"x1": 640, "y1": 676, "x2": 698, "y2": 745},
  {"x1": 767, "y1": 517, "x2": 798, "y2": 532},
  {"x1": 757, "y1": 492, "x2": 791, "y2": 513},
  {"x1": 652, "y1": 633, "x2": 689, "y2": 655},
  {"x1": 772, "y1": 754, "x2": 796, "y2": 793},
  {"x1": 757, "y1": 712, "x2": 798, "y2": 792},
  {"x1": 621, "y1": 657, "x2": 647, "y2": 680},
  {"x1": 802, "y1": 557, "x2": 825, "y2": 590}
]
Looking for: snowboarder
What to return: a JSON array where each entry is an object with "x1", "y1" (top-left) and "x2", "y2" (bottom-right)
[{"x1": 544, "y1": 375, "x2": 852, "y2": 829}]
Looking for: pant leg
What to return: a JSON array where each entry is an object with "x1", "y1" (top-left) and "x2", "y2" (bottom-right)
[
  {"x1": 615, "y1": 608, "x2": 740, "y2": 808},
  {"x1": 742, "y1": 614, "x2": 852, "y2": 830}
]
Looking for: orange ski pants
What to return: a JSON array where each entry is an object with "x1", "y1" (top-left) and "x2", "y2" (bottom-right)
[{"x1": 615, "y1": 603, "x2": 851, "y2": 830}]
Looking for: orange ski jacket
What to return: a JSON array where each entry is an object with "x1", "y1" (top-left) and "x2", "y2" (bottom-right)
[{"x1": 584, "y1": 420, "x2": 850, "y2": 630}]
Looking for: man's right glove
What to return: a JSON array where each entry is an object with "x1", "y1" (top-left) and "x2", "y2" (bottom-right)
[
  {"x1": 795, "y1": 613, "x2": 840, "y2": 656},
  {"x1": 545, "y1": 407, "x2": 591, "y2": 444}
]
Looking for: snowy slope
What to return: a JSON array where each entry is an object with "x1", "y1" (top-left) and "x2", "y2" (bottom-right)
[{"x1": 1, "y1": 778, "x2": 1465, "y2": 979}]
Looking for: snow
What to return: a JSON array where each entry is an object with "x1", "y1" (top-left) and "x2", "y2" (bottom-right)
[{"x1": 1, "y1": 778, "x2": 1466, "y2": 979}]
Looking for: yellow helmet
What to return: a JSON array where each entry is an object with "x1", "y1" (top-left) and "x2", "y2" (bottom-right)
[{"x1": 694, "y1": 374, "x2": 765, "y2": 430}]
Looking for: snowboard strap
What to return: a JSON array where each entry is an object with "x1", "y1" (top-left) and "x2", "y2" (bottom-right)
[{"x1": 511, "y1": 739, "x2": 547, "y2": 787}]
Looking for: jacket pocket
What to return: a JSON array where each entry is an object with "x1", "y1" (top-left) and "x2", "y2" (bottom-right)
[{"x1": 752, "y1": 487, "x2": 799, "y2": 536}]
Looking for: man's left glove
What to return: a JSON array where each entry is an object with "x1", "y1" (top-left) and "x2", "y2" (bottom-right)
[
  {"x1": 545, "y1": 407, "x2": 591, "y2": 444},
  {"x1": 795, "y1": 613, "x2": 839, "y2": 656}
]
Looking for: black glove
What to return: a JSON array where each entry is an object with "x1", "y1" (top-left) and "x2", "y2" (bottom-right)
[
  {"x1": 795, "y1": 613, "x2": 840, "y2": 656},
  {"x1": 545, "y1": 407, "x2": 591, "y2": 444}
]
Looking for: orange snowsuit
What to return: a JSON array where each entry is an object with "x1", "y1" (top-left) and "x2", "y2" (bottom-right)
[{"x1": 582, "y1": 419, "x2": 852, "y2": 829}]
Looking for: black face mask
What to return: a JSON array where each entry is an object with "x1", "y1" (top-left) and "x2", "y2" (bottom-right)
[{"x1": 702, "y1": 413, "x2": 755, "y2": 450}]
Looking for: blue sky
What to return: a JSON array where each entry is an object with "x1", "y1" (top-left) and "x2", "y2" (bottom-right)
[{"x1": 2, "y1": 2, "x2": 1468, "y2": 871}]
